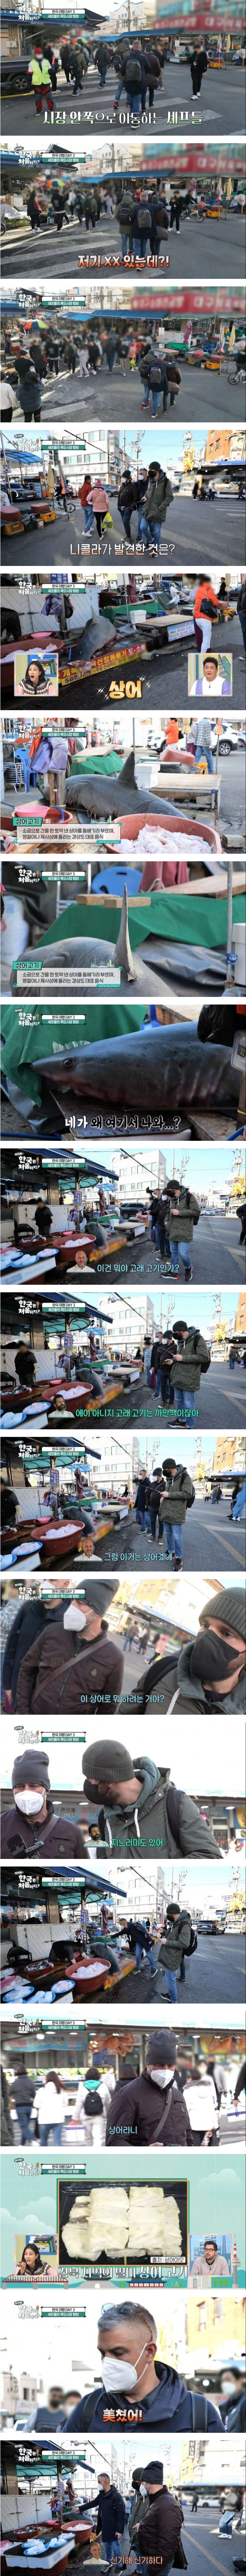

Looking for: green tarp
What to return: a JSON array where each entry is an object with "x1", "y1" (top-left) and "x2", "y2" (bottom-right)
[
  {"x1": 22, "y1": 891, "x2": 246, "y2": 957},
  {"x1": 1, "y1": 1000, "x2": 144, "y2": 1108}
]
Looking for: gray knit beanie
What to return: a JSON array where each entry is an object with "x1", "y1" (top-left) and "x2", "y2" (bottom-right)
[
  {"x1": 82, "y1": 1738, "x2": 134, "y2": 1782},
  {"x1": 12, "y1": 1750, "x2": 50, "y2": 1791},
  {"x1": 199, "y1": 1587, "x2": 245, "y2": 1642},
  {"x1": 146, "y1": 2030, "x2": 177, "y2": 2068}
]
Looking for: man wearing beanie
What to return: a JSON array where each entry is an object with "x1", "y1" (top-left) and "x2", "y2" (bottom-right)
[
  {"x1": 81, "y1": 1734, "x2": 221, "y2": 1855},
  {"x1": 140, "y1": 1585, "x2": 246, "y2": 1717},
  {"x1": 132, "y1": 2461, "x2": 183, "y2": 2574},
  {"x1": 15, "y1": 1582, "x2": 124, "y2": 1717},
  {"x1": 105, "y1": 2031, "x2": 193, "y2": 2146},
  {"x1": 168, "y1": 1316, "x2": 211, "y2": 1423},
  {"x1": 0, "y1": 1747, "x2": 87, "y2": 1860},
  {"x1": 128, "y1": 2474, "x2": 149, "y2": 2554}
]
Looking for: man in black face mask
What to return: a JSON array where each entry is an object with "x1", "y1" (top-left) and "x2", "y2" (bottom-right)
[{"x1": 140, "y1": 1585, "x2": 245, "y2": 1717}]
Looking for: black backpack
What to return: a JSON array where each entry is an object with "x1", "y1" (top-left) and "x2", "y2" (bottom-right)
[
  {"x1": 149, "y1": 362, "x2": 163, "y2": 387},
  {"x1": 137, "y1": 202, "x2": 150, "y2": 231},
  {"x1": 193, "y1": 1329, "x2": 211, "y2": 1373},
  {"x1": 180, "y1": 1466, "x2": 195, "y2": 1508},
  {"x1": 125, "y1": 51, "x2": 142, "y2": 80},
  {"x1": 185, "y1": 1924, "x2": 198, "y2": 1956}
]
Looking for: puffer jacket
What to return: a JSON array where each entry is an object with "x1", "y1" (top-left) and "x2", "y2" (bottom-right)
[
  {"x1": 166, "y1": 1189, "x2": 200, "y2": 1243},
  {"x1": 159, "y1": 1910, "x2": 192, "y2": 1970},
  {"x1": 137, "y1": 2486, "x2": 183, "y2": 2567},
  {"x1": 158, "y1": 1466, "x2": 194, "y2": 1524},
  {"x1": 142, "y1": 469, "x2": 173, "y2": 525},
  {"x1": 170, "y1": 1329, "x2": 210, "y2": 1392}
]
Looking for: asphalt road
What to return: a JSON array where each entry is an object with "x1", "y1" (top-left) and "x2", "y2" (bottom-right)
[
  {"x1": 1, "y1": 206, "x2": 245, "y2": 281},
  {"x1": 112, "y1": 1929, "x2": 246, "y2": 2002},
  {"x1": 1, "y1": 483, "x2": 245, "y2": 571},
  {"x1": 18, "y1": 347, "x2": 245, "y2": 425},
  {"x1": 173, "y1": 2504, "x2": 246, "y2": 2572},
  {"x1": 94, "y1": 1212, "x2": 246, "y2": 1289},
  {"x1": 1, "y1": 56, "x2": 245, "y2": 138},
  {"x1": 1, "y1": 611, "x2": 245, "y2": 716},
  {"x1": 96, "y1": 1493, "x2": 245, "y2": 1572},
  {"x1": 87, "y1": 1356, "x2": 246, "y2": 1431}
]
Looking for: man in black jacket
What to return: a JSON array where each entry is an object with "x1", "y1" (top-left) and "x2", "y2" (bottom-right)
[
  {"x1": 105, "y1": 2030, "x2": 192, "y2": 2146},
  {"x1": 96, "y1": 2477, "x2": 126, "y2": 2563},
  {"x1": 135, "y1": 1475, "x2": 149, "y2": 1530},
  {"x1": 190, "y1": 45, "x2": 208, "y2": 93},
  {"x1": 133, "y1": 2460, "x2": 183, "y2": 2573}
]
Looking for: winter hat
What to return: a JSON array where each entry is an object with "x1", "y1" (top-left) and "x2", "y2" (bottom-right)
[
  {"x1": 82, "y1": 1739, "x2": 134, "y2": 1783},
  {"x1": 82, "y1": 1579, "x2": 119, "y2": 1623},
  {"x1": 146, "y1": 2030, "x2": 177, "y2": 2068},
  {"x1": 142, "y1": 2464, "x2": 164, "y2": 2483},
  {"x1": 173, "y1": 1318, "x2": 188, "y2": 1334},
  {"x1": 161, "y1": 1458, "x2": 176, "y2": 1474},
  {"x1": 12, "y1": 1750, "x2": 50, "y2": 1792},
  {"x1": 166, "y1": 1902, "x2": 181, "y2": 1920},
  {"x1": 199, "y1": 1587, "x2": 246, "y2": 1643}
]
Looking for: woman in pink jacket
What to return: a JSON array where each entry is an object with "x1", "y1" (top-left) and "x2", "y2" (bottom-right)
[{"x1": 86, "y1": 477, "x2": 110, "y2": 536}]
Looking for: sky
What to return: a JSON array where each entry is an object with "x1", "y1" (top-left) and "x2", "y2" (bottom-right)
[
  {"x1": 80, "y1": 1284, "x2": 239, "y2": 1332},
  {"x1": 70, "y1": 1141, "x2": 246, "y2": 1189},
  {"x1": 3, "y1": 424, "x2": 204, "y2": 474}
]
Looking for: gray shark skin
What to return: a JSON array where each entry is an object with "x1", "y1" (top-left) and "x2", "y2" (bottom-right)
[
  {"x1": 35, "y1": 1025, "x2": 241, "y2": 1116},
  {"x1": 12, "y1": 887, "x2": 158, "y2": 994},
  {"x1": 66, "y1": 746, "x2": 174, "y2": 819}
]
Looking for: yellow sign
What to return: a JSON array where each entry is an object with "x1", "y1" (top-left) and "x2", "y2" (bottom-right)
[{"x1": 59, "y1": 641, "x2": 147, "y2": 686}]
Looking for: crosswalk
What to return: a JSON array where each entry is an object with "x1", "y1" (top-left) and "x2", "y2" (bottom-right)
[{"x1": 48, "y1": 61, "x2": 166, "y2": 131}]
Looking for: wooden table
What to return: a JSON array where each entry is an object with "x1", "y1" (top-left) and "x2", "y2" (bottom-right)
[{"x1": 150, "y1": 761, "x2": 222, "y2": 817}]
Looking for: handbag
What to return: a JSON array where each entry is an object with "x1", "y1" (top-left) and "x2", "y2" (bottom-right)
[{"x1": 174, "y1": 2545, "x2": 188, "y2": 2570}]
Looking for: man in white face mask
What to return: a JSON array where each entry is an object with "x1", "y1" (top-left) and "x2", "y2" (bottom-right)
[
  {"x1": 105, "y1": 2030, "x2": 193, "y2": 2153},
  {"x1": 1, "y1": 1745, "x2": 87, "y2": 1860},
  {"x1": 105, "y1": 2030, "x2": 192, "y2": 2147},
  {"x1": 65, "y1": 2295, "x2": 222, "y2": 2433}
]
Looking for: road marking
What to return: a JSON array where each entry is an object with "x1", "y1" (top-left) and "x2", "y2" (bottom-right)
[
  {"x1": 223, "y1": 1382, "x2": 246, "y2": 1410},
  {"x1": 199, "y1": 1513, "x2": 245, "y2": 1566},
  {"x1": 184, "y1": 2536, "x2": 240, "y2": 2570}
]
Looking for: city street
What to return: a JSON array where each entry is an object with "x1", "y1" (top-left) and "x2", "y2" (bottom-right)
[
  {"x1": 95, "y1": 1212, "x2": 246, "y2": 1288},
  {"x1": 1, "y1": 204, "x2": 245, "y2": 281},
  {"x1": 1, "y1": 482, "x2": 245, "y2": 570},
  {"x1": 112, "y1": 1930, "x2": 246, "y2": 2003},
  {"x1": 1, "y1": 56, "x2": 245, "y2": 139},
  {"x1": 172, "y1": 2504, "x2": 246, "y2": 2571},
  {"x1": 21, "y1": 345, "x2": 245, "y2": 424},
  {"x1": 96, "y1": 1492, "x2": 245, "y2": 1573},
  {"x1": 88, "y1": 1357, "x2": 246, "y2": 1431}
]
